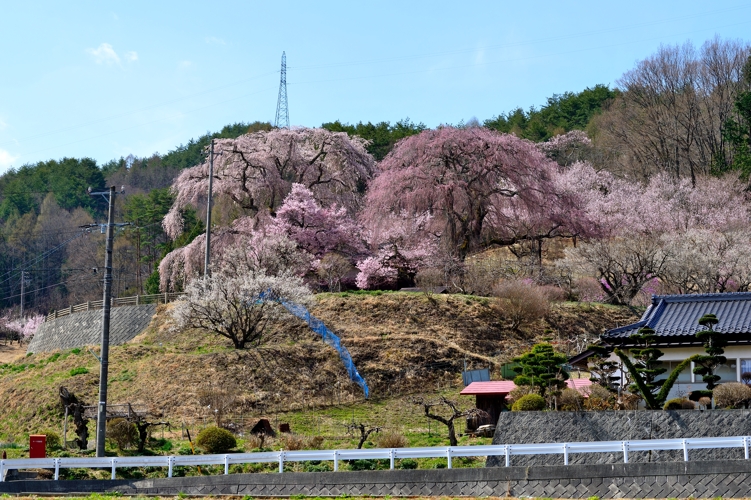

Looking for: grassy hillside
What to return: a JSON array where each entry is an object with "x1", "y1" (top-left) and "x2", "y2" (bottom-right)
[{"x1": 0, "y1": 292, "x2": 639, "y2": 445}]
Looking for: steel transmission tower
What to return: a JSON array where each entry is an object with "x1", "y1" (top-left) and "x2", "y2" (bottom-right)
[{"x1": 274, "y1": 51, "x2": 290, "y2": 129}]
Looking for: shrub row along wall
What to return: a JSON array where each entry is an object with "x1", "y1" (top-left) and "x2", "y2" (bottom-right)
[
  {"x1": 3, "y1": 460, "x2": 751, "y2": 498},
  {"x1": 488, "y1": 409, "x2": 751, "y2": 466},
  {"x1": 27, "y1": 305, "x2": 157, "y2": 353}
]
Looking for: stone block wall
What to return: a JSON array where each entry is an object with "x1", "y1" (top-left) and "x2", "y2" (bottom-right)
[
  {"x1": 27, "y1": 305, "x2": 157, "y2": 353},
  {"x1": 3, "y1": 460, "x2": 751, "y2": 498},
  {"x1": 487, "y1": 409, "x2": 751, "y2": 466}
]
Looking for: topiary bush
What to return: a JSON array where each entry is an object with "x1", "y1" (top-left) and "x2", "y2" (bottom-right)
[
  {"x1": 196, "y1": 426, "x2": 236, "y2": 454},
  {"x1": 511, "y1": 393, "x2": 546, "y2": 411}
]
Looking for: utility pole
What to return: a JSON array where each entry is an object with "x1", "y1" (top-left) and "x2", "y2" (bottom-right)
[
  {"x1": 204, "y1": 140, "x2": 214, "y2": 277},
  {"x1": 95, "y1": 186, "x2": 116, "y2": 457}
]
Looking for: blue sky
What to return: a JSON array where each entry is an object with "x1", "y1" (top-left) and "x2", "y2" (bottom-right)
[{"x1": 1, "y1": 1, "x2": 750, "y2": 173}]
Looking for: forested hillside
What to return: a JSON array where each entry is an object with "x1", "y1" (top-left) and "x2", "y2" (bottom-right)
[{"x1": 0, "y1": 36, "x2": 749, "y2": 327}]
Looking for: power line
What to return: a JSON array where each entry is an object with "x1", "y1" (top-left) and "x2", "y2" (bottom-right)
[
  {"x1": 0, "y1": 230, "x2": 88, "y2": 288},
  {"x1": 0, "y1": 277, "x2": 102, "y2": 302}
]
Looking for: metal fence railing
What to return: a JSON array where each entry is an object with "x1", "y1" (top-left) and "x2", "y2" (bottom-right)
[
  {"x1": 2, "y1": 435, "x2": 750, "y2": 482},
  {"x1": 44, "y1": 293, "x2": 185, "y2": 322}
]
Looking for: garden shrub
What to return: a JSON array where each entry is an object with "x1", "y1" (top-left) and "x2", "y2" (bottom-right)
[
  {"x1": 106, "y1": 418, "x2": 138, "y2": 450},
  {"x1": 689, "y1": 389, "x2": 713, "y2": 401},
  {"x1": 511, "y1": 394, "x2": 546, "y2": 411},
  {"x1": 663, "y1": 398, "x2": 687, "y2": 410},
  {"x1": 714, "y1": 382, "x2": 751, "y2": 408},
  {"x1": 348, "y1": 459, "x2": 389, "y2": 471},
  {"x1": 303, "y1": 460, "x2": 330, "y2": 472},
  {"x1": 581, "y1": 384, "x2": 617, "y2": 410},
  {"x1": 558, "y1": 388, "x2": 584, "y2": 411},
  {"x1": 306, "y1": 435, "x2": 325, "y2": 450},
  {"x1": 196, "y1": 426, "x2": 236, "y2": 453},
  {"x1": 398, "y1": 458, "x2": 418, "y2": 469},
  {"x1": 376, "y1": 431, "x2": 408, "y2": 448},
  {"x1": 44, "y1": 431, "x2": 61, "y2": 451},
  {"x1": 279, "y1": 434, "x2": 305, "y2": 451},
  {"x1": 69, "y1": 367, "x2": 89, "y2": 376},
  {"x1": 506, "y1": 385, "x2": 536, "y2": 407}
]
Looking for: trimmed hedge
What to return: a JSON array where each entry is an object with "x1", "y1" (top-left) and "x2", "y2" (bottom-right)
[
  {"x1": 196, "y1": 426, "x2": 236, "y2": 453},
  {"x1": 511, "y1": 394, "x2": 546, "y2": 411}
]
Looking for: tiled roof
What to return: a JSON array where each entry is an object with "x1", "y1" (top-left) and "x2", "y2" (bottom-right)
[
  {"x1": 459, "y1": 379, "x2": 591, "y2": 395},
  {"x1": 603, "y1": 292, "x2": 751, "y2": 341}
]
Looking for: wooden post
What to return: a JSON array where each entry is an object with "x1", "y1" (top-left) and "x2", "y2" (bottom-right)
[{"x1": 62, "y1": 406, "x2": 68, "y2": 450}]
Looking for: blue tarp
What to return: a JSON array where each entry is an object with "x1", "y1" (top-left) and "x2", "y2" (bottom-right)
[{"x1": 259, "y1": 290, "x2": 369, "y2": 398}]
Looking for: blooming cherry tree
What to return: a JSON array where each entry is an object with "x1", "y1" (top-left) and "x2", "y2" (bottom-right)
[
  {"x1": 163, "y1": 128, "x2": 374, "y2": 239},
  {"x1": 171, "y1": 245, "x2": 313, "y2": 349}
]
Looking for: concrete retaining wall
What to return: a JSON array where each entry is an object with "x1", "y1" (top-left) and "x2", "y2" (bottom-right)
[
  {"x1": 3, "y1": 460, "x2": 751, "y2": 498},
  {"x1": 488, "y1": 409, "x2": 751, "y2": 466},
  {"x1": 27, "y1": 305, "x2": 157, "y2": 353}
]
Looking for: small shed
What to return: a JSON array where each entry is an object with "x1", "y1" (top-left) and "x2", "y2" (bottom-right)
[
  {"x1": 460, "y1": 381, "x2": 517, "y2": 427},
  {"x1": 460, "y1": 379, "x2": 593, "y2": 425}
]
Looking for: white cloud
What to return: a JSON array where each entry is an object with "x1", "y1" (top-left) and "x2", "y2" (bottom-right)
[
  {"x1": 87, "y1": 43, "x2": 120, "y2": 65},
  {"x1": 204, "y1": 36, "x2": 226, "y2": 46},
  {"x1": 0, "y1": 149, "x2": 19, "y2": 171},
  {"x1": 86, "y1": 43, "x2": 138, "y2": 66},
  {"x1": 0, "y1": 118, "x2": 7, "y2": 131}
]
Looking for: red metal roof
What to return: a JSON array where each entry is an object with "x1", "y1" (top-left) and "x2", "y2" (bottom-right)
[
  {"x1": 460, "y1": 378, "x2": 591, "y2": 395},
  {"x1": 460, "y1": 381, "x2": 517, "y2": 395}
]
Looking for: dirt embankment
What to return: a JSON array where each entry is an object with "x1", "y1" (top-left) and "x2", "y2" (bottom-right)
[{"x1": 0, "y1": 293, "x2": 639, "y2": 439}]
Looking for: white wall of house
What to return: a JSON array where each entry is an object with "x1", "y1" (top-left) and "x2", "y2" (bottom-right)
[{"x1": 612, "y1": 345, "x2": 751, "y2": 402}]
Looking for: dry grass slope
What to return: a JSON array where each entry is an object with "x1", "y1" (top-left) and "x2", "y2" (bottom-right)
[{"x1": 0, "y1": 292, "x2": 639, "y2": 440}]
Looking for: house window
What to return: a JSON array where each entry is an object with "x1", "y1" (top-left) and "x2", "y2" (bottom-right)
[{"x1": 741, "y1": 360, "x2": 751, "y2": 382}]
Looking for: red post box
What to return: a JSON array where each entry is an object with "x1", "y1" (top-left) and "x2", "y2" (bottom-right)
[{"x1": 29, "y1": 435, "x2": 46, "y2": 458}]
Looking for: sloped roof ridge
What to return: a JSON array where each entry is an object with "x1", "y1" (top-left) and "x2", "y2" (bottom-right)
[{"x1": 651, "y1": 292, "x2": 751, "y2": 303}]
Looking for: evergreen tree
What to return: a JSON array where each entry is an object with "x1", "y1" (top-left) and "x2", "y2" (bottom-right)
[
  {"x1": 626, "y1": 327, "x2": 666, "y2": 396},
  {"x1": 692, "y1": 313, "x2": 727, "y2": 390},
  {"x1": 512, "y1": 343, "x2": 570, "y2": 398}
]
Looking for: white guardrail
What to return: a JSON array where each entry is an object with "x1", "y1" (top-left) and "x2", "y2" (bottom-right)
[{"x1": 1, "y1": 436, "x2": 750, "y2": 482}]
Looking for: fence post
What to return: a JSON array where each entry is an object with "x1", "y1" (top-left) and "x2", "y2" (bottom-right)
[
  {"x1": 69, "y1": 305, "x2": 73, "y2": 315},
  {"x1": 505, "y1": 445, "x2": 510, "y2": 467},
  {"x1": 447, "y1": 448, "x2": 452, "y2": 469},
  {"x1": 745, "y1": 436, "x2": 750, "y2": 460},
  {"x1": 54, "y1": 458, "x2": 60, "y2": 480},
  {"x1": 682, "y1": 439, "x2": 689, "y2": 462},
  {"x1": 136, "y1": 295, "x2": 139, "y2": 306},
  {"x1": 0, "y1": 459, "x2": 4, "y2": 482},
  {"x1": 622, "y1": 441, "x2": 629, "y2": 464},
  {"x1": 333, "y1": 450, "x2": 338, "y2": 471},
  {"x1": 278, "y1": 451, "x2": 285, "y2": 473},
  {"x1": 563, "y1": 443, "x2": 569, "y2": 465},
  {"x1": 168, "y1": 456, "x2": 174, "y2": 478},
  {"x1": 224, "y1": 455, "x2": 229, "y2": 475},
  {"x1": 390, "y1": 448, "x2": 395, "y2": 470},
  {"x1": 164, "y1": 292, "x2": 168, "y2": 304},
  {"x1": 111, "y1": 458, "x2": 117, "y2": 480}
]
